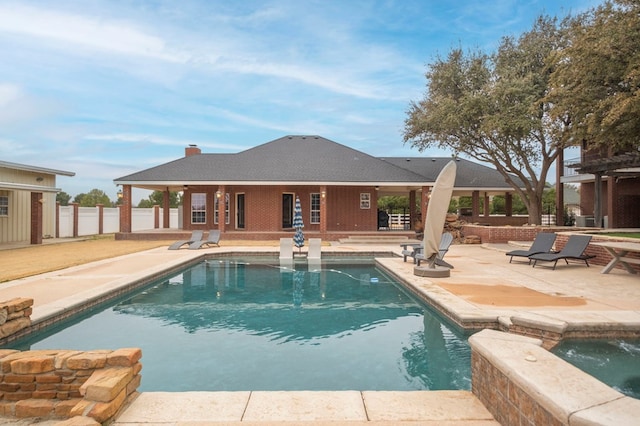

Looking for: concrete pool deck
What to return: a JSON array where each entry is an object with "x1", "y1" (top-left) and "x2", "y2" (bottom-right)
[{"x1": 0, "y1": 241, "x2": 638, "y2": 424}]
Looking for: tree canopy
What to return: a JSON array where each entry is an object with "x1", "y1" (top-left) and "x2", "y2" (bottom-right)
[
  {"x1": 138, "y1": 191, "x2": 182, "y2": 208},
  {"x1": 403, "y1": 16, "x2": 568, "y2": 224},
  {"x1": 547, "y1": 0, "x2": 640, "y2": 152},
  {"x1": 56, "y1": 191, "x2": 71, "y2": 206},
  {"x1": 73, "y1": 189, "x2": 112, "y2": 207},
  {"x1": 404, "y1": 0, "x2": 640, "y2": 225}
]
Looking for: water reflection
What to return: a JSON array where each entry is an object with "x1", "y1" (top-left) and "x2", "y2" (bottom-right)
[
  {"x1": 116, "y1": 260, "x2": 422, "y2": 340},
  {"x1": 9, "y1": 259, "x2": 472, "y2": 391}
]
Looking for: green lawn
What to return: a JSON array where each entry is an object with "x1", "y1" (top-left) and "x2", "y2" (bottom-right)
[{"x1": 592, "y1": 232, "x2": 640, "y2": 239}]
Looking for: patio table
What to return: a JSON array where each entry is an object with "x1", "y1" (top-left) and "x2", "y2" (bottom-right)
[{"x1": 591, "y1": 241, "x2": 640, "y2": 274}]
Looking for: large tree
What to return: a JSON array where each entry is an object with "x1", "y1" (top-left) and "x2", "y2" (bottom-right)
[
  {"x1": 73, "y1": 189, "x2": 112, "y2": 207},
  {"x1": 547, "y1": 0, "x2": 640, "y2": 152},
  {"x1": 403, "y1": 17, "x2": 569, "y2": 225},
  {"x1": 138, "y1": 190, "x2": 182, "y2": 208}
]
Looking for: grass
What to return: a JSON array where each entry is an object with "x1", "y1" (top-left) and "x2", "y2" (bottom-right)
[{"x1": 592, "y1": 232, "x2": 640, "y2": 239}]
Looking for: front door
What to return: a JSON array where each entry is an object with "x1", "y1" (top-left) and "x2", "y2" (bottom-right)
[{"x1": 282, "y1": 193, "x2": 293, "y2": 228}]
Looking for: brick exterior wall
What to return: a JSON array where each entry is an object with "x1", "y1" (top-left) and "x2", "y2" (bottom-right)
[
  {"x1": 580, "y1": 177, "x2": 640, "y2": 227},
  {"x1": 180, "y1": 185, "x2": 380, "y2": 234},
  {"x1": 461, "y1": 225, "x2": 560, "y2": 244}
]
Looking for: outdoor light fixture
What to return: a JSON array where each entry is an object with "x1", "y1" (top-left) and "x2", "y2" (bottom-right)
[
  {"x1": 117, "y1": 189, "x2": 123, "y2": 199},
  {"x1": 216, "y1": 190, "x2": 222, "y2": 199},
  {"x1": 321, "y1": 190, "x2": 326, "y2": 198}
]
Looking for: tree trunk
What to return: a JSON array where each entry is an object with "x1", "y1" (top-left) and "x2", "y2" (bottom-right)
[{"x1": 526, "y1": 197, "x2": 542, "y2": 225}]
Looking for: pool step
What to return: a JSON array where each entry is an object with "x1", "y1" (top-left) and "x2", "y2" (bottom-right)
[{"x1": 112, "y1": 390, "x2": 499, "y2": 424}]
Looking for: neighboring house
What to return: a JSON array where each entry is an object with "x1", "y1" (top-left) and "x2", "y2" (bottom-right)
[
  {"x1": 0, "y1": 161, "x2": 75, "y2": 245},
  {"x1": 561, "y1": 146, "x2": 640, "y2": 228},
  {"x1": 114, "y1": 135, "x2": 527, "y2": 240}
]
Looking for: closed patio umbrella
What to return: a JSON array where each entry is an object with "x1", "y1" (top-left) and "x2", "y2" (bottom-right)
[
  {"x1": 293, "y1": 196, "x2": 305, "y2": 254},
  {"x1": 422, "y1": 160, "x2": 456, "y2": 269}
]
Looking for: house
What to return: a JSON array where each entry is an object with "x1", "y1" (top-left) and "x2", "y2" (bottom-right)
[
  {"x1": 0, "y1": 161, "x2": 75, "y2": 245},
  {"x1": 114, "y1": 135, "x2": 527, "y2": 240},
  {"x1": 560, "y1": 145, "x2": 640, "y2": 228}
]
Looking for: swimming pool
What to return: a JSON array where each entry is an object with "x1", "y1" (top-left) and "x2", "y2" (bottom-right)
[
  {"x1": 6, "y1": 257, "x2": 472, "y2": 392},
  {"x1": 552, "y1": 338, "x2": 640, "y2": 400}
]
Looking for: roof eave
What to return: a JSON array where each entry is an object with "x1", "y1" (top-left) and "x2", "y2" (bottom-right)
[
  {"x1": 0, "y1": 182, "x2": 63, "y2": 193},
  {"x1": 0, "y1": 161, "x2": 75, "y2": 177}
]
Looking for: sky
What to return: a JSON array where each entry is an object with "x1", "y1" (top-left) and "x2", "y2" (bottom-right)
[{"x1": 0, "y1": 0, "x2": 600, "y2": 204}]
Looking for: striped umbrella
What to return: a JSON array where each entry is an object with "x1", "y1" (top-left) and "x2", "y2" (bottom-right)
[{"x1": 293, "y1": 196, "x2": 305, "y2": 253}]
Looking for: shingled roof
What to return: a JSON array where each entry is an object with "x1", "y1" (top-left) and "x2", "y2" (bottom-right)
[
  {"x1": 379, "y1": 157, "x2": 524, "y2": 190},
  {"x1": 114, "y1": 135, "x2": 517, "y2": 191}
]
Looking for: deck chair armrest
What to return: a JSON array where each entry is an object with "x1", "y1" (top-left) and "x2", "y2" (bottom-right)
[{"x1": 400, "y1": 243, "x2": 422, "y2": 250}]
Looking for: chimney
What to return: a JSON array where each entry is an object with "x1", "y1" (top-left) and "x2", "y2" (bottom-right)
[{"x1": 185, "y1": 144, "x2": 201, "y2": 157}]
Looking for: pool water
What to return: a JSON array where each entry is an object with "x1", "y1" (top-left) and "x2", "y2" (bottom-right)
[
  {"x1": 7, "y1": 258, "x2": 471, "y2": 392},
  {"x1": 552, "y1": 339, "x2": 640, "y2": 399}
]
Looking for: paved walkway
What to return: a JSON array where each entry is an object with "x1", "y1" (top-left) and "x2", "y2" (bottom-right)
[{"x1": 0, "y1": 241, "x2": 639, "y2": 424}]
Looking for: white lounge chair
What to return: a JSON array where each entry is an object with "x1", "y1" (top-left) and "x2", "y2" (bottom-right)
[
  {"x1": 308, "y1": 238, "x2": 321, "y2": 259},
  {"x1": 279, "y1": 237, "x2": 293, "y2": 259}
]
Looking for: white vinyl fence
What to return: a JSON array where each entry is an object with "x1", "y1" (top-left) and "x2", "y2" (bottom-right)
[{"x1": 58, "y1": 206, "x2": 179, "y2": 238}]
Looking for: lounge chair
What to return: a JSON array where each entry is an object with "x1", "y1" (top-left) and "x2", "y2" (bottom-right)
[
  {"x1": 168, "y1": 230, "x2": 204, "y2": 250},
  {"x1": 189, "y1": 230, "x2": 220, "y2": 249},
  {"x1": 308, "y1": 238, "x2": 322, "y2": 259},
  {"x1": 400, "y1": 242, "x2": 423, "y2": 263},
  {"x1": 279, "y1": 237, "x2": 293, "y2": 259},
  {"x1": 415, "y1": 233, "x2": 454, "y2": 267},
  {"x1": 402, "y1": 233, "x2": 454, "y2": 263},
  {"x1": 506, "y1": 233, "x2": 557, "y2": 264},
  {"x1": 530, "y1": 234, "x2": 595, "y2": 270}
]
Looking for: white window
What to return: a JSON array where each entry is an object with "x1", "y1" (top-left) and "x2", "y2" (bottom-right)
[
  {"x1": 310, "y1": 193, "x2": 320, "y2": 224},
  {"x1": 0, "y1": 195, "x2": 7, "y2": 216},
  {"x1": 214, "y1": 193, "x2": 230, "y2": 224},
  {"x1": 191, "y1": 193, "x2": 206, "y2": 224}
]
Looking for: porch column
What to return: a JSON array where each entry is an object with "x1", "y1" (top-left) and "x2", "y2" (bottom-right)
[
  {"x1": 505, "y1": 193, "x2": 513, "y2": 217},
  {"x1": 217, "y1": 186, "x2": 226, "y2": 233},
  {"x1": 483, "y1": 192, "x2": 490, "y2": 217},
  {"x1": 30, "y1": 192, "x2": 43, "y2": 245},
  {"x1": 472, "y1": 191, "x2": 480, "y2": 218},
  {"x1": 606, "y1": 176, "x2": 617, "y2": 228},
  {"x1": 555, "y1": 149, "x2": 564, "y2": 226},
  {"x1": 320, "y1": 185, "x2": 327, "y2": 235},
  {"x1": 594, "y1": 174, "x2": 603, "y2": 228},
  {"x1": 163, "y1": 189, "x2": 170, "y2": 228},
  {"x1": 421, "y1": 186, "x2": 430, "y2": 224},
  {"x1": 153, "y1": 205, "x2": 160, "y2": 229},
  {"x1": 119, "y1": 185, "x2": 132, "y2": 233},
  {"x1": 409, "y1": 190, "x2": 416, "y2": 230}
]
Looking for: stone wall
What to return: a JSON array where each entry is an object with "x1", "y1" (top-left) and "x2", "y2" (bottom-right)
[
  {"x1": 470, "y1": 329, "x2": 640, "y2": 425},
  {"x1": 0, "y1": 347, "x2": 142, "y2": 423},
  {"x1": 0, "y1": 298, "x2": 33, "y2": 340},
  {"x1": 0, "y1": 297, "x2": 141, "y2": 423}
]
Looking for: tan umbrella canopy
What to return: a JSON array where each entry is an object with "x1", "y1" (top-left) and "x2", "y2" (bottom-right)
[{"x1": 422, "y1": 160, "x2": 457, "y2": 268}]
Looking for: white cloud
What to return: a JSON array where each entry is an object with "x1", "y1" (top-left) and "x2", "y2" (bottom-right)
[
  {"x1": 0, "y1": 83, "x2": 21, "y2": 107},
  {"x1": 84, "y1": 133, "x2": 244, "y2": 151},
  {"x1": 0, "y1": 4, "x2": 187, "y2": 63}
]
